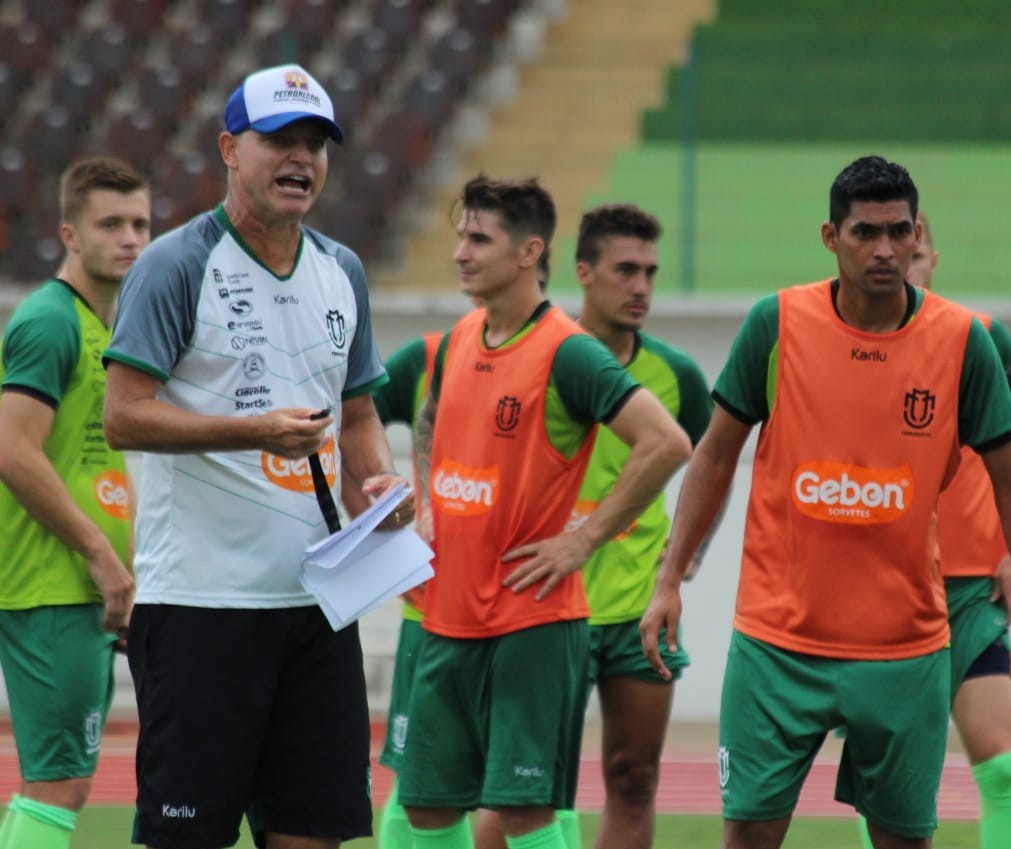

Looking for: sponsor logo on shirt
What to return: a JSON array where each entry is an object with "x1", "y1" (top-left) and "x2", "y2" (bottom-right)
[
  {"x1": 229, "y1": 299, "x2": 254, "y2": 316},
  {"x1": 791, "y1": 461, "x2": 912, "y2": 523},
  {"x1": 850, "y1": 347, "x2": 887, "y2": 362},
  {"x1": 566, "y1": 499, "x2": 635, "y2": 540},
  {"x1": 262, "y1": 436, "x2": 337, "y2": 492},
  {"x1": 274, "y1": 294, "x2": 299, "y2": 306},
  {"x1": 243, "y1": 353, "x2": 267, "y2": 380},
  {"x1": 95, "y1": 470, "x2": 130, "y2": 519},
  {"x1": 432, "y1": 460, "x2": 498, "y2": 516},
  {"x1": 230, "y1": 335, "x2": 268, "y2": 350}
]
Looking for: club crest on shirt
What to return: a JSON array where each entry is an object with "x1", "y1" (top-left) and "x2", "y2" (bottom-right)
[
  {"x1": 495, "y1": 395, "x2": 521, "y2": 432},
  {"x1": 903, "y1": 388, "x2": 935, "y2": 430},
  {"x1": 326, "y1": 309, "x2": 346, "y2": 350}
]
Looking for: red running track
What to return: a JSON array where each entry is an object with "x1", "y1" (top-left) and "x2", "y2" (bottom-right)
[{"x1": 0, "y1": 735, "x2": 978, "y2": 820}]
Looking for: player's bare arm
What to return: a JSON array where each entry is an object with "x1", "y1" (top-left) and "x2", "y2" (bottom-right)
[
  {"x1": 411, "y1": 392, "x2": 437, "y2": 542},
  {"x1": 640, "y1": 406, "x2": 751, "y2": 679},
  {"x1": 105, "y1": 361, "x2": 332, "y2": 458},
  {"x1": 339, "y1": 392, "x2": 413, "y2": 529},
  {"x1": 0, "y1": 391, "x2": 134, "y2": 632},
  {"x1": 503, "y1": 387, "x2": 691, "y2": 600},
  {"x1": 981, "y1": 440, "x2": 1011, "y2": 602}
]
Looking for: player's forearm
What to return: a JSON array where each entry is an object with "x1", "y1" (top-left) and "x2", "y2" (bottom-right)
[
  {"x1": 412, "y1": 396, "x2": 435, "y2": 510},
  {"x1": 0, "y1": 444, "x2": 121, "y2": 562},
  {"x1": 657, "y1": 446, "x2": 737, "y2": 591},
  {"x1": 579, "y1": 427, "x2": 691, "y2": 553}
]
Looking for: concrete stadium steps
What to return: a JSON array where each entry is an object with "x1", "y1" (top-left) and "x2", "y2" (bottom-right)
[{"x1": 379, "y1": 0, "x2": 715, "y2": 291}]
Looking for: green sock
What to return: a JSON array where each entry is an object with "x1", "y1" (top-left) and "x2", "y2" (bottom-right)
[
  {"x1": 379, "y1": 778, "x2": 411, "y2": 849},
  {"x1": 505, "y1": 820, "x2": 566, "y2": 849},
  {"x1": 2, "y1": 796, "x2": 75, "y2": 849},
  {"x1": 555, "y1": 809, "x2": 580, "y2": 849},
  {"x1": 409, "y1": 817, "x2": 474, "y2": 849},
  {"x1": 856, "y1": 814, "x2": 874, "y2": 849},
  {"x1": 973, "y1": 751, "x2": 1011, "y2": 849},
  {"x1": 0, "y1": 795, "x2": 21, "y2": 848}
]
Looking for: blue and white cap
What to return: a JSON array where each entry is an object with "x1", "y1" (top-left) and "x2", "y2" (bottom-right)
[{"x1": 224, "y1": 64, "x2": 344, "y2": 143}]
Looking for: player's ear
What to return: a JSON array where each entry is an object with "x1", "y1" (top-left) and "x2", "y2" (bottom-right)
[
  {"x1": 821, "y1": 221, "x2": 838, "y2": 254},
  {"x1": 219, "y1": 132, "x2": 239, "y2": 168}
]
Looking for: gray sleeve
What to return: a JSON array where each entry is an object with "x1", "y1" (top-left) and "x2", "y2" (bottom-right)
[
  {"x1": 337, "y1": 244, "x2": 386, "y2": 397},
  {"x1": 105, "y1": 217, "x2": 216, "y2": 380}
]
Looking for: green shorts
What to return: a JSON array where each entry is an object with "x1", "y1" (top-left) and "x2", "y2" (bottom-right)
[
  {"x1": 398, "y1": 619, "x2": 589, "y2": 810},
  {"x1": 380, "y1": 618, "x2": 424, "y2": 772},
  {"x1": 0, "y1": 604, "x2": 115, "y2": 781},
  {"x1": 719, "y1": 630, "x2": 948, "y2": 838},
  {"x1": 947, "y1": 576, "x2": 1010, "y2": 699},
  {"x1": 588, "y1": 619, "x2": 689, "y2": 684}
]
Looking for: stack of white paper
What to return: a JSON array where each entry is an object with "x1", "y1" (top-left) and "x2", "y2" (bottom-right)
[{"x1": 300, "y1": 481, "x2": 434, "y2": 631}]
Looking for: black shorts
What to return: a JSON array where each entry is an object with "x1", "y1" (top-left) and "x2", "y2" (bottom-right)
[{"x1": 128, "y1": 604, "x2": 372, "y2": 849}]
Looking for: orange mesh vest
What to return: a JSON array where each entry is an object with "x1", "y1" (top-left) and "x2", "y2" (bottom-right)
[
  {"x1": 402, "y1": 332, "x2": 444, "y2": 614},
  {"x1": 424, "y1": 306, "x2": 594, "y2": 638},
  {"x1": 937, "y1": 314, "x2": 1008, "y2": 577},
  {"x1": 736, "y1": 280, "x2": 970, "y2": 659}
]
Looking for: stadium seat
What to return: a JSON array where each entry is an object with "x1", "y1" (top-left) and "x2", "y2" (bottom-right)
[
  {"x1": 0, "y1": 21, "x2": 51, "y2": 74},
  {"x1": 23, "y1": 2, "x2": 80, "y2": 45},
  {"x1": 168, "y1": 25, "x2": 224, "y2": 86},
  {"x1": 0, "y1": 146, "x2": 31, "y2": 213},
  {"x1": 22, "y1": 108, "x2": 85, "y2": 172},
  {"x1": 309, "y1": 193, "x2": 386, "y2": 260},
  {"x1": 80, "y1": 24, "x2": 135, "y2": 83},
  {"x1": 157, "y1": 151, "x2": 225, "y2": 223},
  {"x1": 371, "y1": 108, "x2": 433, "y2": 171},
  {"x1": 192, "y1": 0, "x2": 252, "y2": 33},
  {"x1": 402, "y1": 68, "x2": 456, "y2": 133},
  {"x1": 135, "y1": 65, "x2": 191, "y2": 131},
  {"x1": 108, "y1": 0, "x2": 170, "y2": 33},
  {"x1": 286, "y1": 0, "x2": 345, "y2": 49},
  {"x1": 372, "y1": 0, "x2": 426, "y2": 54},
  {"x1": 253, "y1": 28, "x2": 315, "y2": 68},
  {"x1": 103, "y1": 108, "x2": 168, "y2": 165},
  {"x1": 427, "y1": 27, "x2": 485, "y2": 96},
  {"x1": 0, "y1": 63, "x2": 21, "y2": 117},
  {"x1": 49, "y1": 62, "x2": 107, "y2": 127},
  {"x1": 342, "y1": 26, "x2": 396, "y2": 94},
  {"x1": 451, "y1": 0, "x2": 516, "y2": 38},
  {"x1": 322, "y1": 68, "x2": 371, "y2": 130}
]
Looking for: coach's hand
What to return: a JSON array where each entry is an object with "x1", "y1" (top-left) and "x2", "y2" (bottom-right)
[
  {"x1": 502, "y1": 530, "x2": 594, "y2": 601},
  {"x1": 640, "y1": 586, "x2": 681, "y2": 682},
  {"x1": 257, "y1": 408, "x2": 333, "y2": 459}
]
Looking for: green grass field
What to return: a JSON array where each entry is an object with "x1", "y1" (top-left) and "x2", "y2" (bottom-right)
[
  {"x1": 552, "y1": 142, "x2": 1011, "y2": 300},
  {"x1": 67, "y1": 807, "x2": 978, "y2": 848}
]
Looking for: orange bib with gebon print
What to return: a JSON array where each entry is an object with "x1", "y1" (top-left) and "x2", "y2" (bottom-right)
[
  {"x1": 423, "y1": 306, "x2": 594, "y2": 638},
  {"x1": 936, "y1": 314, "x2": 1009, "y2": 578},
  {"x1": 736, "y1": 280, "x2": 970, "y2": 659}
]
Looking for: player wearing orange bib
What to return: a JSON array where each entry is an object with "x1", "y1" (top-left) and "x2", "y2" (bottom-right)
[
  {"x1": 641, "y1": 156, "x2": 1011, "y2": 849},
  {"x1": 398, "y1": 175, "x2": 692, "y2": 849},
  {"x1": 850, "y1": 215, "x2": 1011, "y2": 849}
]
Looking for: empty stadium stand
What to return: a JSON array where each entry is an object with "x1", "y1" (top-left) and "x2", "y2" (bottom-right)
[{"x1": 0, "y1": 0, "x2": 534, "y2": 283}]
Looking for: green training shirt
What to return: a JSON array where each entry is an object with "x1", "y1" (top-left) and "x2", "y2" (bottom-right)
[
  {"x1": 0, "y1": 280, "x2": 131, "y2": 609},
  {"x1": 578, "y1": 332, "x2": 712, "y2": 624}
]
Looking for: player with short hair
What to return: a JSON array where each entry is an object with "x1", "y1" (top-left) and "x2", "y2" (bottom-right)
[
  {"x1": 398, "y1": 175, "x2": 692, "y2": 849},
  {"x1": 641, "y1": 155, "x2": 1011, "y2": 849},
  {"x1": 0, "y1": 156, "x2": 150, "y2": 849}
]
